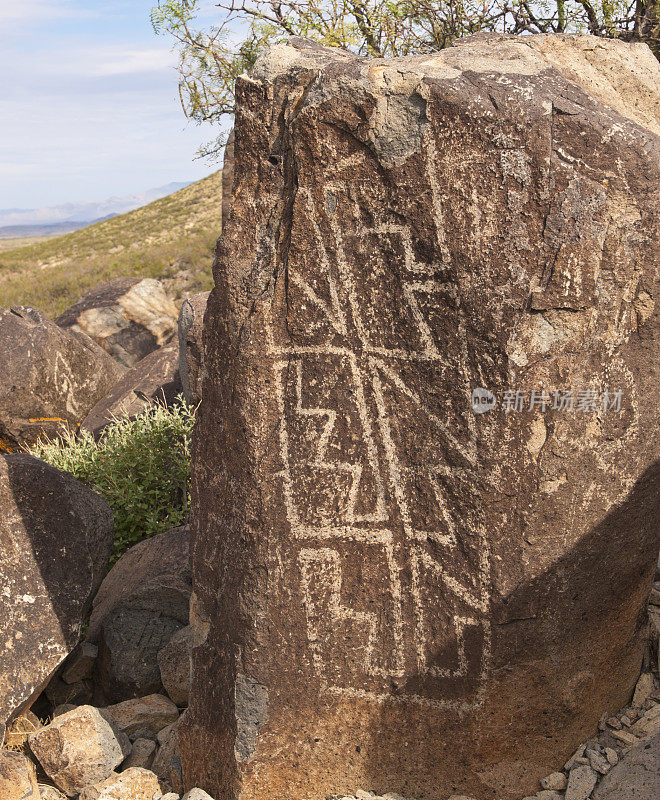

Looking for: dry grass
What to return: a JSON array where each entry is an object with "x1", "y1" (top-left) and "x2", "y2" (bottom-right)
[{"x1": 0, "y1": 170, "x2": 222, "y2": 317}]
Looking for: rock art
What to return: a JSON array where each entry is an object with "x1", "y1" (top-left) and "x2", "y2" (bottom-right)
[
  {"x1": 80, "y1": 343, "x2": 182, "y2": 438},
  {"x1": 180, "y1": 34, "x2": 660, "y2": 800},
  {"x1": 90, "y1": 526, "x2": 191, "y2": 702},
  {"x1": 56, "y1": 277, "x2": 179, "y2": 367},
  {"x1": 0, "y1": 305, "x2": 125, "y2": 451},
  {"x1": 0, "y1": 454, "x2": 114, "y2": 739}
]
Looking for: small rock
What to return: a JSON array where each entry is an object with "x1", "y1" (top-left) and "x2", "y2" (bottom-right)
[
  {"x1": 152, "y1": 716, "x2": 183, "y2": 794},
  {"x1": 122, "y1": 737, "x2": 157, "y2": 771},
  {"x1": 182, "y1": 790, "x2": 216, "y2": 800},
  {"x1": 157, "y1": 722, "x2": 176, "y2": 747},
  {"x1": 609, "y1": 728, "x2": 639, "y2": 746},
  {"x1": 103, "y1": 693, "x2": 179, "y2": 735},
  {"x1": 565, "y1": 763, "x2": 598, "y2": 800},
  {"x1": 0, "y1": 750, "x2": 40, "y2": 800},
  {"x1": 630, "y1": 704, "x2": 660, "y2": 740},
  {"x1": 160, "y1": 794, "x2": 181, "y2": 800},
  {"x1": 540, "y1": 771, "x2": 567, "y2": 791},
  {"x1": 564, "y1": 743, "x2": 587, "y2": 770},
  {"x1": 620, "y1": 714, "x2": 632, "y2": 727},
  {"x1": 586, "y1": 748, "x2": 611, "y2": 774},
  {"x1": 28, "y1": 705, "x2": 130, "y2": 796},
  {"x1": 536, "y1": 792, "x2": 562, "y2": 800},
  {"x1": 607, "y1": 717, "x2": 622, "y2": 730},
  {"x1": 78, "y1": 766, "x2": 167, "y2": 799},
  {"x1": 648, "y1": 585, "x2": 660, "y2": 606},
  {"x1": 39, "y1": 787, "x2": 66, "y2": 799},
  {"x1": 62, "y1": 642, "x2": 98, "y2": 684},
  {"x1": 604, "y1": 747, "x2": 619, "y2": 765}
]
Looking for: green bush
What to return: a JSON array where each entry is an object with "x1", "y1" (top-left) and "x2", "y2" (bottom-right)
[{"x1": 29, "y1": 400, "x2": 195, "y2": 562}]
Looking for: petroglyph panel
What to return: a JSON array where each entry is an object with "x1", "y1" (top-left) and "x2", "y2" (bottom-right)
[{"x1": 269, "y1": 178, "x2": 491, "y2": 708}]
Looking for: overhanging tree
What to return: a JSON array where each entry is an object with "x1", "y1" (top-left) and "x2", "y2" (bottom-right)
[{"x1": 151, "y1": 0, "x2": 660, "y2": 157}]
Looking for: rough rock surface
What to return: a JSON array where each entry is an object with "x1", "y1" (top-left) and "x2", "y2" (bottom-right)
[
  {"x1": 121, "y1": 737, "x2": 157, "y2": 771},
  {"x1": 28, "y1": 705, "x2": 130, "y2": 796},
  {"x1": 56, "y1": 277, "x2": 179, "y2": 367},
  {"x1": 62, "y1": 642, "x2": 98, "y2": 684},
  {"x1": 180, "y1": 34, "x2": 660, "y2": 800},
  {"x1": 89, "y1": 526, "x2": 191, "y2": 701},
  {"x1": 80, "y1": 343, "x2": 182, "y2": 437},
  {"x1": 0, "y1": 454, "x2": 114, "y2": 738},
  {"x1": 77, "y1": 767, "x2": 166, "y2": 800},
  {"x1": 88, "y1": 525, "x2": 190, "y2": 640},
  {"x1": 152, "y1": 715, "x2": 184, "y2": 795},
  {"x1": 178, "y1": 293, "x2": 209, "y2": 405},
  {"x1": 158, "y1": 625, "x2": 193, "y2": 706},
  {"x1": 102, "y1": 694, "x2": 179, "y2": 736},
  {"x1": 0, "y1": 306, "x2": 125, "y2": 451},
  {"x1": 221, "y1": 128, "x2": 235, "y2": 233},
  {"x1": 591, "y1": 730, "x2": 659, "y2": 799},
  {"x1": 0, "y1": 750, "x2": 40, "y2": 800}
]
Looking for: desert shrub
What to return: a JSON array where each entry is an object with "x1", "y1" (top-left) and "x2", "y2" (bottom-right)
[{"x1": 29, "y1": 400, "x2": 195, "y2": 562}]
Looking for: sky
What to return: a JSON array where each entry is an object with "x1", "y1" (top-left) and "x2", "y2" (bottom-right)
[{"x1": 0, "y1": 0, "x2": 228, "y2": 209}]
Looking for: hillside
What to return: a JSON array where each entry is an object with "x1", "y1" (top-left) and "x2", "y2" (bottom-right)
[{"x1": 0, "y1": 171, "x2": 222, "y2": 317}]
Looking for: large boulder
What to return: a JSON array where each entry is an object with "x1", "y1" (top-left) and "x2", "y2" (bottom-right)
[
  {"x1": 180, "y1": 35, "x2": 660, "y2": 800},
  {"x1": 0, "y1": 454, "x2": 114, "y2": 739},
  {"x1": 56, "y1": 277, "x2": 179, "y2": 367},
  {"x1": 0, "y1": 306, "x2": 125, "y2": 451},
  {"x1": 80, "y1": 343, "x2": 182, "y2": 438},
  {"x1": 88, "y1": 525, "x2": 190, "y2": 641},
  {"x1": 178, "y1": 292, "x2": 209, "y2": 405},
  {"x1": 88, "y1": 526, "x2": 191, "y2": 702}
]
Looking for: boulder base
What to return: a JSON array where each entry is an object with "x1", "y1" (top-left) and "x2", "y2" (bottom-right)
[{"x1": 181, "y1": 34, "x2": 660, "y2": 800}]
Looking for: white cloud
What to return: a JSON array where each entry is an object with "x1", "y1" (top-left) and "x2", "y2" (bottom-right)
[
  {"x1": 0, "y1": 0, "x2": 74, "y2": 25},
  {"x1": 87, "y1": 46, "x2": 176, "y2": 77}
]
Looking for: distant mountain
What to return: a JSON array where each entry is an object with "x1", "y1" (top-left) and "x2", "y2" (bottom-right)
[
  {"x1": 0, "y1": 182, "x2": 192, "y2": 230},
  {"x1": 0, "y1": 216, "x2": 117, "y2": 240}
]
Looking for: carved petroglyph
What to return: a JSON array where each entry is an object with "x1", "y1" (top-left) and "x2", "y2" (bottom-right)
[{"x1": 267, "y1": 157, "x2": 491, "y2": 709}]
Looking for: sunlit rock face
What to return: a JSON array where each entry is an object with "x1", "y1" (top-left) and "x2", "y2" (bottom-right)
[
  {"x1": 180, "y1": 34, "x2": 660, "y2": 800},
  {"x1": 56, "y1": 277, "x2": 179, "y2": 367},
  {"x1": 0, "y1": 454, "x2": 114, "y2": 741}
]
